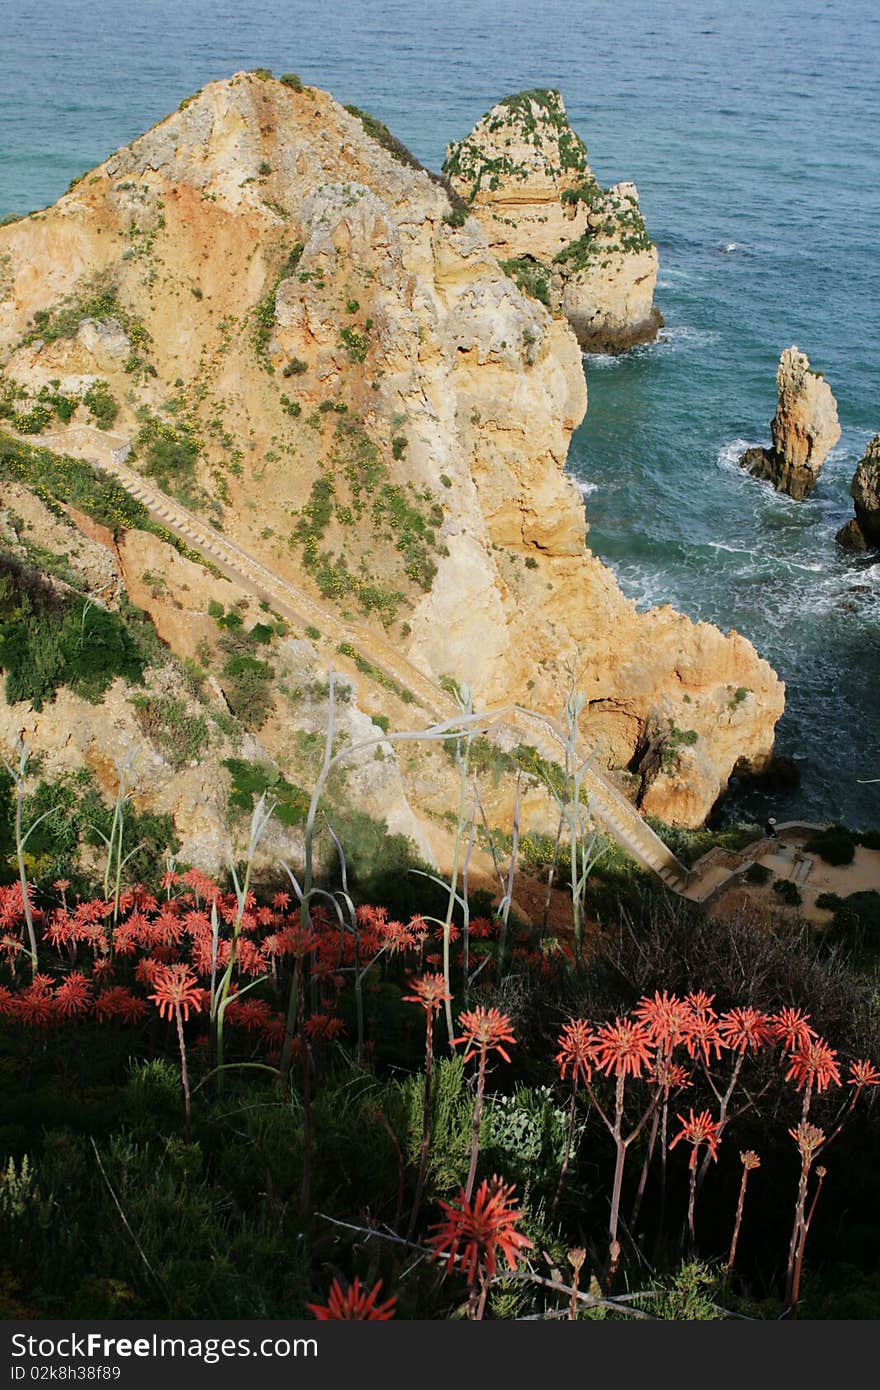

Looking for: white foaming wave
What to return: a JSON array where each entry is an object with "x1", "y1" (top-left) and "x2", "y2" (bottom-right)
[
  {"x1": 659, "y1": 324, "x2": 721, "y2": 348},
  {"x1": 574, "y1": 478, "x2": 599, "y2": 497},
  {"x1": 582, "y1": 352, "x2": 620, "y2": 370},
  {"x1": 717, "y1": 438, "x2": 755, "y2": 474}
]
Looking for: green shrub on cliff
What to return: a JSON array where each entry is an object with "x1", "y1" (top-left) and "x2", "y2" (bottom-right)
[
  {"x1": 0, "y1": 555, "x2": 145, "y2": 710},
  {"x1": 804, "y1": 825, "x2": 857, "y2": 866},
  {"x1": 499, "y1": 256, "x2": 552, "y2": 307}
]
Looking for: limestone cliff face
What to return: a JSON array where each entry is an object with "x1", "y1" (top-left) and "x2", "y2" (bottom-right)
[
  {"x1": 837, "y1": 435, "x2": 880, "y2": 551},
  {"x1": 741, "y1": 347, "x2": 841, "y2": 499},
  {"x1": 0, "y1": 72, "x2": 783, "y2": 827},
  {"x1": 443, "y1": 90, "x2": 662, "y2": 352}
]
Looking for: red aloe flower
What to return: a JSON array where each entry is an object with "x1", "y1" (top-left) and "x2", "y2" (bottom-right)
[
  {"x1": 454, "y1": 1006, "x2": 516, "y2": 1063},
  {"x1": 785, "y1": 1037, "x2": 841, "y2": 1094},
  {"x1": 655, "y1": 1058, "x2": 692, "y2": 1091},
  {"x1": 686, "y1": 990, "x2": 716, "y2": 1015},
  {"x1": 378, "y1": 918, "x2": 416, "y2": 955},
  {"x1": 403, "y1": 972, "x2": 451, "y2": 1015},
  {"x1": 555, "y1": 1019, "x2": 596, "y2": 1084},
  {"x1": 303, "y1": 1013, "x2": 346, "y2": 1042},
  {"x1": 592, "y1": 1017, "x2": 654, "y2": 1078},
  {"x1": 718, "y1": 1007, "x2": 773, "y2": 1054},
  {"x1": 773, "y1": 1006, "x2": 816, "y2": 1051},
  {"x1": 93, "y1": 986, "x2": 147, "y2": 1024},
  {"x1": 225, "y1": 997, "x2": 273, "y2": 1031},
  {"x1": 682, "y1": 1012, "x2": 726, "y2": 1066},
  {"x1": 148, "y1": 964, "x2": 203, "y2": 1022},
  {"x1": 307, "y1": 1276, "x2": 396, "y2": 1321},
  {"x1": 14, "y1": 979, "x2": 57, "y2": 1028},
  {"x1": 849, "y1": 1058, "x2": 880, "y2": 1091},
  {"x1": 54, "y1": 971, "x2": 92, "y2": 1019},
  {"x1": 429, "y1": 1176, "x2": 533, "y2": 1284},
  {"x1": 670, "y1": 1108, "x2": 722, "y2": 1168},
  {"x1": 634, "y1": 990, "x2": 690, "y2": 1045}
]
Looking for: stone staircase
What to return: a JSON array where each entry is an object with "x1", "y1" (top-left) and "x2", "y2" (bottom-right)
[{"x1": 36, "y1": 424, "x2": 692, "y2": 894}]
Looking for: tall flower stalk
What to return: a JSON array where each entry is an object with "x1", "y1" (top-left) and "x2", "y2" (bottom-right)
[
  {"x1": 212, "y1": 792, "x2": 274, "y2": 1084},
  {"x1": 553, "y1": 1018, "x2": 595, "y2": 1214},
  {"x1": 429, "y1": 1176, "x2": 532, "y2": 1320},
  {"x1": 586, "y1": 1017, "x2": 657, "y2": 1276},
  {"x1": 785, "y1": 1122, "x2": 825, "y2": 1315},
  {"x1": 404, "y1": 973, "x2": 451, "y2": 1238},
  {"x1": 148, "y1": 963, "x2": 203, "y2": 1140},
  {"x1": 669, "y1": 1108, "x2": 722, "y2": 1252},
  {"x1": 727, "y1": 1150, "x2": 760, "y2": 1276},
  {"x1": 454, "y1": 1006, "x2": 516, "y2": 1201}
]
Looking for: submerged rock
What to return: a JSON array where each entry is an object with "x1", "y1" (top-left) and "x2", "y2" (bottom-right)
[
  {"x1": 837, "y1": 435, "x2": 880, "y2": 550},
  {"x1": 443, "y1": 90, "x2": 662, "y2": 353},
  {"x1": 740, "y1": 347, "x2": 841, "y2": 499}
]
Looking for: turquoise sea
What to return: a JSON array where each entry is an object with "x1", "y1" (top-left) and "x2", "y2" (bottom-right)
[{"x1": 3, "y1": 0, "x2": 879, "y2": 826}]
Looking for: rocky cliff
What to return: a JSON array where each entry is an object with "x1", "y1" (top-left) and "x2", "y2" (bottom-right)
[
  {"x1": 741, "y1": 347, "x2": 841, "y2": 499},
  {"x1": 836, "y1": 435, "x2": 880, "y2": 551},
  {"x1": 443, "y1": 90, "x2": 663, "y2": 352},
  {"x1": 0, "y1": 71, "x2": 783, "y2": 842}
]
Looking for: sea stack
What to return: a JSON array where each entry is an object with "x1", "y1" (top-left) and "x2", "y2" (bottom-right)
[
  {"x1": 443, "y1": 90, "x2": 662, "y2": 353},
  {"x1": 836, "y1": 435, "x2": 880, "y2": 551},
  {"x1": 740, "y1": 347, "x2": 841, "y2": 499}
]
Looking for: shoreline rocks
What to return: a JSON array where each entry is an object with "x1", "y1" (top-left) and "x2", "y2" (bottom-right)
[
  {"x1": 443, "y1": 90, "x2": 662, "y2": 354},
  {"x1": 836, "y1": 435, "x2": 880, "y2": 551},
  {"x1": 740, "y1": 346, "x2": 841, "y2": 499}
]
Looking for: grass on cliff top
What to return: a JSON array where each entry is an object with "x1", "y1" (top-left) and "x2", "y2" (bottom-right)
[
  {"x1": 443, "y1": 88, "x2": 590, "y2": 194},
  {"x1": 344, "y1": 104, "x2": 468, "y2": 219}
]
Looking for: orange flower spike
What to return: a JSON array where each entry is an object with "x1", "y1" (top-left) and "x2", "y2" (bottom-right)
[
  {"x1": 634, "y1": 990, "x2": 690, "y2": 1045},
  {"x1": 785, "y1": 1037, "x2": 841, "y2": 1094},
  {"x1": 682, "y1": 1011, "x2": 726, "y2": 1066},
  {"x1": 307, "y1": 1277, "x2": 396, "y2": 1321},
  {"x1": 670, "y1": 1108, "x2": 723, "y2": 1168},
  {"x1": 555, "y1": 1018, "x2": 596, "y2": 1084},
  {"x1": 772, "y1": 1006, "x2": 816, "y2": 1050},
  {"x1": 592, "y1": 1017, "x2": 654, "y2": 1078},
  {"x1": 403, "y1": 972, "x2": 451, "y2": 1015},
  {"x1": 453, "y1": 1006, "x2": 516, "y2": 1063},
  {"x1": 718, "y1": 1007, "x2": 774, "y2": 1054},
  {"x1": 849, "y1": 1058, "x2": 880, "y2": 1091},
  {"x1": 148, "y1": 963, "x2": 204, "y2": 1022},
  {"x1": 429, "y1": 1176, "x2": 533, "y2": 1283}
]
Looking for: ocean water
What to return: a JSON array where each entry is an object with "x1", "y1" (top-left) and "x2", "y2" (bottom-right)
[{"x1": 3, "y1": 0, "x2": 879, "y2": 826}]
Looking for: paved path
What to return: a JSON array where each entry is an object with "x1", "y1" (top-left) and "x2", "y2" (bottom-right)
[{"x1": 37, "y1": 424, "x2": 692, "y2": 893}]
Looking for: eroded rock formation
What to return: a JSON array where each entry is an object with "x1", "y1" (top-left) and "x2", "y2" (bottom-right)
[
  {"x1": 836, "y1": 435, "x2": 880, "y2": 551},
  {"x1": 443, "y1": 90, "x2": 662, "y2": 353},
  {"x1": 741, "y1": 347, "x2": 841, "y2": 499},
  {"x1": 0, "y1": 72, "x2": 784, "y2": 833}
]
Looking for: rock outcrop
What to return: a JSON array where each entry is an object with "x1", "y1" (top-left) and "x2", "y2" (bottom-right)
[
  {"x1": 0, "y1": 72, "x2": 784, "y2": 829},
  {"x1": 443, "y1": 90, "x2": 662, "y2": 353},
  {"x1": 836, "y1": 435, "x2": 880, "y2": 551},
  {"x1": 741, "y1": 347, "x2": 841, "y2": 499}
]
